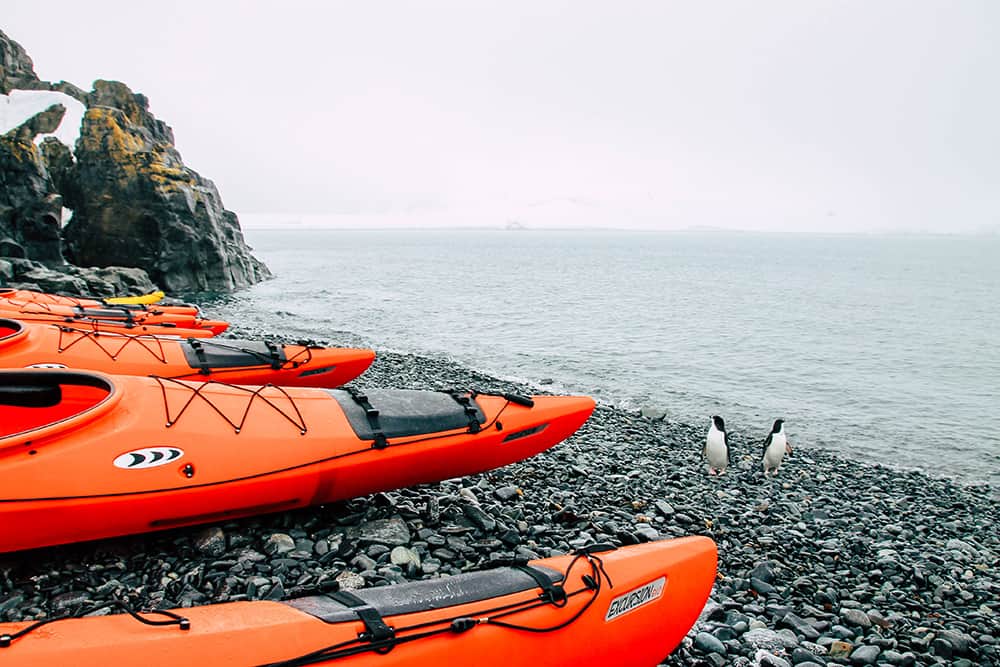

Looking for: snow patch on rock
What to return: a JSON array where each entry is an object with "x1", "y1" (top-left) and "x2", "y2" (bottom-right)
[{"x1": 0, "y1": 89, "x2": 85, "y2": 150}]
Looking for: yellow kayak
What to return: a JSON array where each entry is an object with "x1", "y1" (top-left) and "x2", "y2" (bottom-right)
[{"x1": 104, "y1": 290, "x2": 165, "y2": 305}]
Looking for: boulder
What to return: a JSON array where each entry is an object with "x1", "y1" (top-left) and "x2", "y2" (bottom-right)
[
  {"x1": 0, "y1": 133, "x2": 66, "y2": 266},
  {"x1": 0, "y1": 28, "x2": 45, "y2": 94},
  {"x1": 2, "y1": 30, "x2": 270, "y2": 294},
  {"x1": 1, "y1": 256, "x2": 156, "y2": 296},
  {"x1": 63, "y1": 80, "x2": 270, "y2": 292}
]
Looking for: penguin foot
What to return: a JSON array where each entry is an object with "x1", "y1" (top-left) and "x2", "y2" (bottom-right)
[{"x1": 708, "y1": 468, "x2": 718, "y2": 476}]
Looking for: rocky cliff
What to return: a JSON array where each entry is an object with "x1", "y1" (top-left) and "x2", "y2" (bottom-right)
[{"x1": 0, "y1": 28, "x2": 270, "y2": 294}]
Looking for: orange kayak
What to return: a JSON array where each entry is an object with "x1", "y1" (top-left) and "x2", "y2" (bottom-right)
[
  {"x1": 0, "y1": 369, "x2": 595, "y2": 552},
  {"x1": 0, "y1": 295, "x2": 227, "y2": 335},
  {"x1": 0, "y1": 537, "x2": 716, "y2": 666},
  {"x1": 0, "y1": 319, "x2": 375, "y2": 387},
  {"x1": 0, "y1": 288, "x2": 196, "y2": 315},
  {"x1": 0, "y1": 316, "x2": 219, "y2": 338}
]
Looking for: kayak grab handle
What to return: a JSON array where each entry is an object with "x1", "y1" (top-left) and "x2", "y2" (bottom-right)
[{"x1": 503, "y1": 393, "x2": 535, "y2": 408}]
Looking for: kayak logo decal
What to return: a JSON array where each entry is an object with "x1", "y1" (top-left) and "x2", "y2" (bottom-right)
[
  {"x1": 25, "y1": 363, "x2": 67, "y2": 369},
  {"x1": 113, "y1": 447, "x2": 184, "y2": 470},
  {"x1": 604, "y1": 576, "x2": 666, "y2": 622}
]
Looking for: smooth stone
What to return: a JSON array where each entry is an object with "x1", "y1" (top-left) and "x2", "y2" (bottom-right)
[
  {"x1": 880, "y1": 650, "x2": 914, "y2": 666},
  {"x1": 783, "y1": 612, "x2": 821, "y2": 641},
  {"x1": 654, "y1": 500, "x2": 675, "y2": 516},
  {"x1": 791, "y1": 647, "x2": 824, "y2": 664},
  {"x1": 755, "y1": 650, "x2": 792, "y2": 667},
  {"x1": 751, "y1": 577, "x2": 777, "y2": 595},
  {"x1": 193, "y1": 526, "x2": 227, "y2": 557},
  {"x1": 263, "y1": 533, "x2": 295, "y2": 556},
  {"x1": 751, "y1": 561, "x2": 777, "y2": 584},
  {"x1": 494, "y1": 486, "x2": 520, "y2": 502},
  {"x1": 937, "y1": 629, "x2": 973, "y2": 655},
  {"x1": 694, "y1": 631, "x2": 727, "y2": 655},
  {"x1": 743, "y1": 629, "x2": 787, "y2": 652},
  {"x1": 390, "y1": 546, "x2": 421, "y2": 569},
  {"x1": 840, "y1": 608, "x2": 872, "y2": 629},
  {"x1": 828, "y1": 640, "x2": 854, "y2": 659},
  {"x1": 849, "y1": 645, "x2": 880, "y2": 665},
  {"x1": 462, "y1": 504, "x2": 497, "y2": 532},
  {"x1": 343, "y1": 517, "x2": 412, "y2": 546},
  {"x1": 930, "y1": 637, "x2": 953, "y2": 659},
  {"x1": 831, "y1": 624, "x2": 855, "y2": 639},
  {"x1": 334, "y1": 571, "x2": 365, "y2": 590}
]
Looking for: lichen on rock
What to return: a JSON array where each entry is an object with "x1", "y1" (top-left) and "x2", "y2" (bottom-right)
[
  {"x1": 1, "y1": 29, "x2": 270, "y2": 294},
  {"x1": 63, "y1": 82, "x2": 271, "y2": 292}
]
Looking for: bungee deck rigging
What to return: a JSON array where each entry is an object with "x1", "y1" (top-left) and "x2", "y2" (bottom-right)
[
  {"x1": 0, "y1": 538, "x2": 717, "y2": 667},
  {"x1": 0, "y1": 319, "x2": 376, "y2": 387},
  {"x1": 0, "y1": 369, "x2": 595, "y2": 551}
]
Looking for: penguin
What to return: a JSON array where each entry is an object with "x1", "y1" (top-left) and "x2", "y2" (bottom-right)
[
  {"x1": 704, "y1": 415, "x2": 730, "y2": 475},
  {"x1": 761, "y1": 418, "x2": 792, "y2": 477}
]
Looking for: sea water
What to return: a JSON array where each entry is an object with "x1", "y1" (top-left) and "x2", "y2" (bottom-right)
[{"x1": 207, "y1": 229, "x2": 1000, "y2": 491}]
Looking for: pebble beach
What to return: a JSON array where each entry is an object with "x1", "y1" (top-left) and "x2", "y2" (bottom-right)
[{"x1": 1, "y1": 333, "x2": 997, "y2": 666}]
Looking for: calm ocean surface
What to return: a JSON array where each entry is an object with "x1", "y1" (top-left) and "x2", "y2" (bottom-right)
[{"x1": 209, "y1": 229, "x2": 1000, "y2": 490}]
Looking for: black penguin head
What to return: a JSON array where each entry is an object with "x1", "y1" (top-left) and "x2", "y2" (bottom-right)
[
  {"x1": 771, "y1": 418, "x2": 785, "y2": 433},
  {"x1": 712, "y1": 415, "x2": 725, "y2": 431}
]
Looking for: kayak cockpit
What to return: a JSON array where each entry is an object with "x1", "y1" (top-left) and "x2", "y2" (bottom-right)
[
  {"x1": 0, "y1": 318, "x2": 27, "y2": 348},
  {"x1": 0, "y1": 371, "x2": 116, "y2": 442}
]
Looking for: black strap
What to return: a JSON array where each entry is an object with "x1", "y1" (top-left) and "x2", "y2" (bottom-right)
[
  {"x1": 448, "y1": 391, "x2": 482, "y2": 434},
  {"x1": 328, "y1": 591, "x2": 395, "y2": 644},
  {"x1": 187, "y1": 339, "x2": 212, "y2": 375},
  {"x1": 514, "y1": 565, "x2": 567, "y2": 604},
  {"x1": 345, "y1": 388, "x2": 388, "y2": 449},
  {"x1": 264, "y1": 340, "x2": 283, "y2": 369}
]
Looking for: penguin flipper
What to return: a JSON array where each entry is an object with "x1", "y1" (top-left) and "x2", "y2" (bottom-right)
[
  {"x1": 762, "y1": 432, "x2": 773, "y2": 459},
  {"x1": 724, "y1": 430, "x2": 731, "y2": 466}
]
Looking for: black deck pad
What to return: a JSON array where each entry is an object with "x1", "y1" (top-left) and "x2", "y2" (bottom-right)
[
  {"x1": 181, "y1": 339, "x2": 287, "y2": 370},
  {"x1": 285, "y1": 565, "x2": 563, "y2": 624},
  {"x1": 329, "y1": 389, "x2": 486, "y2": 440},
  {"x1": 77, "y1": 306, "x2": 132, "y2": 319}
]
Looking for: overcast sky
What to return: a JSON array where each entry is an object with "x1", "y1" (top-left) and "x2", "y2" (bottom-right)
[{"x1": 4, "y1": 2, "x2": 999, "y2": 232}]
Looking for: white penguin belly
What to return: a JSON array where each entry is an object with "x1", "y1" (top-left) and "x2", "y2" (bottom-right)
[
  {"x1": 764, "y1": 433, "x2": 787, "y2": 468},
  {"x1": 706, "y1": 432, "x2": 728, "y2": 468}
]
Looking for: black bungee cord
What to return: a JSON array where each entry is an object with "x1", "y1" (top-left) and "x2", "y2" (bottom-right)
[
  {"x1": 259, "y1": 545, "x2": 616, "y2": 667},
  {"x1": 0, "y1": 598, "x2": 189, "y2": 648}
]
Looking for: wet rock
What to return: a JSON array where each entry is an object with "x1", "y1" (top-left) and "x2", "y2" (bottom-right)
[
  {"x1": 694, "y1": 631, "x2": 727, "y2": 655},
  {"x1": 782, "y1": 612, "x2": 821, "y2": 641},
  {"x1": 755, "y1": 651, "x2": 792, "y2": 667},
  {"x1": 194, "y1": 527, "x2": 227, "y2": 558},
  {"x1": 750, "y1": 561, "x2": 777, "y2": 584},
  {"x1": 840, "y1": 608, "x2": 871, "y2": 629},
  {"x1": 462, "y1": 503, "x2": 496, "y2": 532},
  {"x1": 342, "y1": 517, "x2": 411, "y2": 546},
  {"x1": 827, "y1": 641, "x2": 853, "y2": 659},
  {"x1": 62, "y1": 80, "x2": 270, "y2": 292},
  {"x1": 334, "y1": 571, "x2": 364, "y2": 591},
  {"x1": 848, "y1": 644, "x2": 880, "y2": 665},
  {"x1": 494, "y1": 486, "x2": 520, "y2": 502},
  {"x1": 390, "y1": 546, "x2": 421, "y2": 569},
  {"x1": 263, "y1": 533, "x2": 295, "y2": 556}
]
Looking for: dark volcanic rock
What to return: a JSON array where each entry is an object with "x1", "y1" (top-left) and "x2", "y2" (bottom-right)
[
  {"x1": 0, "y1": 132, "x2": 65, "y2": 265},
  {"x1": 0, "y1": 28, "x2": 45, "y2": 94},
  {"x1": 2, "y1": 30, "x2": 268, "y2": 294},
  {"x1": 62, "y1": 80, "x2": 270, "y2": 292}
]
